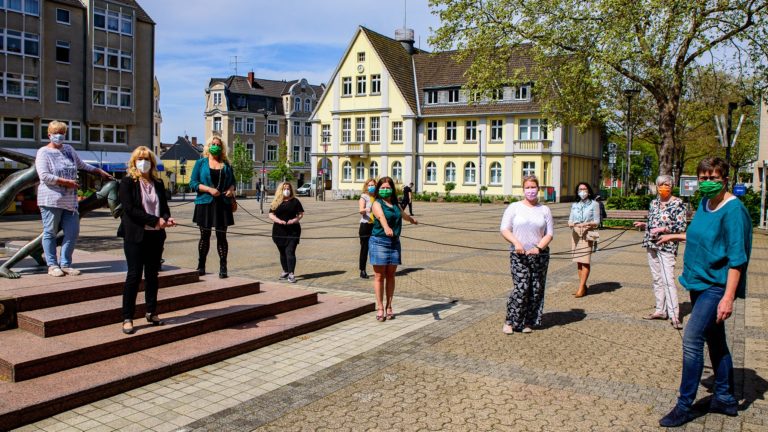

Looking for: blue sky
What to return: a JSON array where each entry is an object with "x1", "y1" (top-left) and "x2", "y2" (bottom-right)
[{"x1": 141, "y1": 0, "x2": 441, "y2": 144}]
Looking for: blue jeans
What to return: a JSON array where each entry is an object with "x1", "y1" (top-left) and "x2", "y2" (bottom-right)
[
  {"x1": 40, "y1": 206, "x2": 80, "y2": 268},
  {"x1": 677, "y1": 286, "x2": 736, "y2": 411}
]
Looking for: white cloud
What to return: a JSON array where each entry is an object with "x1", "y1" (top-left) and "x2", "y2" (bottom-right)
[{"x1": 141, "y1": 0, "x2": 440, "y2": 143}]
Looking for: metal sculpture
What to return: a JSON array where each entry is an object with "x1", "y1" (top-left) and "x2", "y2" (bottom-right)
[{"x1": 0, "y1": 148, "x2": 121, "y2": 279}]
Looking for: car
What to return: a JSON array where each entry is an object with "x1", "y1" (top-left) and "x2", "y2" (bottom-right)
[{"x1": 296, "y1": 183, "x2": 312, "y2": 196}]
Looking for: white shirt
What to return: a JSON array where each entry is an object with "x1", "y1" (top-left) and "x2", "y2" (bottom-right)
[{"x1": 500, "y1": 201, "x2": 554, "y2": 250}]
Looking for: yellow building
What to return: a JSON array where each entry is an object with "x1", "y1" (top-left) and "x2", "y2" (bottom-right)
[{"x1": 310, "y1": 27, "x2": 603, "y2": 202}]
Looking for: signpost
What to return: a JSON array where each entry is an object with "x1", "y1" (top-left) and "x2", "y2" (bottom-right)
[
  {"x1": 679, "y1": 176, "x2": 698, "y2": 197},
  {"x1": 733, "y1": 183, "x2": 747, "y2": 197}
]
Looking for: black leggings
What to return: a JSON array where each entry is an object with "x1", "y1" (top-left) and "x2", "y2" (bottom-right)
[
  {"x1": 274, "y1": 237, "x2": 299, "y2": 273},
  {"x1": 198, "y1": 227, "x2": 228, "y2": 265},
  {"x1": 122, "y1": 231, "x2": 165, "y2": 320},
  {"x1": 359, "y1": 222, "x2": 373, "y2": 271}
]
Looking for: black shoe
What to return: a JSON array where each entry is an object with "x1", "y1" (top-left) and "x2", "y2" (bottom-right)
[
  {"x1": 659, "y1": 406, "x2": 696, "y2": 427},
  {"x1": 145, "y1": 313, "x2": 164, "y2": 326},
  {"x1": 219, "y1": 264, "x2": 228, "y2": 279},
  {"x1": 360, "y1": 270, "x2": 369, "y2": 279},
  {"x1": 709, "y1": 399, "x2": 738, "y2": 416},
  {"x1": 197, "y1": 259, "x2": 206, "y2": 276}
]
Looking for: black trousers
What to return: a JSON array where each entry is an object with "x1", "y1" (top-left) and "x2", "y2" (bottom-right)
[
  {"x1": 400, "y1": 200, "x2": 413, "y2": 215},
  {"x1": 122, "y1": 230, "x2": 165, "y2": 320},
  {"x1": 274, "y1": 237, "x2": 299, "y2": 273},
  {"x1": 359, "y1": 222, "x2": 373, "y2": 271}
]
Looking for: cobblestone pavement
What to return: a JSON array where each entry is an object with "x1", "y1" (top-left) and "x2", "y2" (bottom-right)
[{"x1": 3, "y1": 197, "x2": 767, "y2": 432}]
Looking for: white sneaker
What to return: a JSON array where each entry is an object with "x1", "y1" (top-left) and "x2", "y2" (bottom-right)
[
  {"x1": 48, "y1": 266, "x2": 65, "y2": 277},
  {"x1": 279, "y1": 272, "x2": 289, "y2": 280},
  {"x1": 522, "y1": 327, "x2": 533, "y2": 334},
  {"x1": 287, "y1": 273, "x2": 296, "y2": 283},
  {"x1": 60, "y1": 267, "x2": 81, "y2": 276}
]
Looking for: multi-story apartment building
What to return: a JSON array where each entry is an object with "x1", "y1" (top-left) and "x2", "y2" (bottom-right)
[
  {"x1": 310, "y1": 27, "x2": 604, "y2": 201},
  {"x1": 204, "y1": 72, "x2": 323, "y2": 190},
  {"x1": 0, "y1": 0, "x2": 156, "y2": 162}
]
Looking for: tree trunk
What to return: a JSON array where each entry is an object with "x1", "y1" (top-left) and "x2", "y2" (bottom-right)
[{"x1": 657, "y1": 102, "x2": 678, "y2": 176}]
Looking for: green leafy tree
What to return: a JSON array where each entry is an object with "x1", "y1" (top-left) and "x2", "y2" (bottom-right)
[
  {"x1": 429, "y1": 0, "x2": 768, "y2": 176},
  {"x1": 444, "y1": 182, "x2": 456, "y2": 196},
  {"x1": 268, "y1": 141, "x2": 296, "y2": 183},
  {"x1": 231, "y1": 137, "x2": 254, "y2": 193}
]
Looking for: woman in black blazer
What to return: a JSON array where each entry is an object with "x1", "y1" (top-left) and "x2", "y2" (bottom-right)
[{"x1": 118, "y1": 146, "x2": 176, "y2": 335}]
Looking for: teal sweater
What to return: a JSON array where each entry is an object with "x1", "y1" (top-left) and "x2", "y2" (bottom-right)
[
  {"x1": 189, "y1": 158, "x2": 235, "y2": 205},
  {"x1": 679, "y1": 197, "x2": 752, "y2": 298}
]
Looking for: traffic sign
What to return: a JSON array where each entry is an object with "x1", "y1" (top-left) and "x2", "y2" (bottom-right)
[
  {"x1": 608, "y1": 143, "x2": 617, "y2": 152},
  {"x1": 261, "y1": 168, "x2": 267, "y2": 173},
  {"x1": 628, "y1": 150, "x2": 641, "y2": 155},
  {"x1": 608, "y1": 155, "x2": 617, "y2": 164},
  {"x1": 733, "y1": 183, "x2": 747, "y2": 197}
]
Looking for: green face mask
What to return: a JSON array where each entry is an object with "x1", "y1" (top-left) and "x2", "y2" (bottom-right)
[
  {"x1": 378, "y1": 188, "x2": 392, "y2": 198},
  {"x1": 699, "y1": 180, "x2": 724, "y2": 198},
  {"x1": 209, "y1": 145, "x2": 222, "y2": 156}
]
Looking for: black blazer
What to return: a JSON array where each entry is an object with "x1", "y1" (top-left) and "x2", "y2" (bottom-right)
[{"x1": 117, "y1": 176, "x2": 170, "y2": 243}]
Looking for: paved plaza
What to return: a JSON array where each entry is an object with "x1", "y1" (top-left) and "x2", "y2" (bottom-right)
[{"x1": 2, "y1": 197, "x2": 767, "y2": 431}]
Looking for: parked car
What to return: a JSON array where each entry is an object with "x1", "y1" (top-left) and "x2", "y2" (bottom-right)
[{"x1": 296, "y1": 183, "x2": 312, "y2": 196}]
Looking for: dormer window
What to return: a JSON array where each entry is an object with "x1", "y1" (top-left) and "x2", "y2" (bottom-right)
[
  {"x1": 448, "y1": 88, "x2": 459, "y2": 103},
  {"x1": 426, "y1": 90, "x2": 438, "y2": 104},
  {"x1": 492, "y1": 88, "x2": 504, "y2": 101},
  {"x1": 515, "y1": 85, "x2": 531, "y2": 100},
  {"x1": 213, "y1": 92, "x2": 222, "y2": 105},
  {"x1": 357, "y1": 52, "x2": 365, "y2": 62}
]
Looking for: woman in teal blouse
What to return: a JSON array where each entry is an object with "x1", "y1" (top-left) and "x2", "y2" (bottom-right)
[
  {"x1": 368, "y1": 177, "x2": 418, "y2": 321},
  {"x1": 657, "y1": 158, "x2": 752, "y2": 427},
  {"x1": 567, "y1": 182, "x2": 600, "y2": 297}
]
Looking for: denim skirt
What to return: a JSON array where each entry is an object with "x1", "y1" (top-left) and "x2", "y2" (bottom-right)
[{"x1": 368, "y1": 235, "x2": 401, "y2": 266}]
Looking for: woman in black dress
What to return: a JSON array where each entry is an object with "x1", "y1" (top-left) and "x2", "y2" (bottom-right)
[
  {"x1": 189, "y1": 137, "x2": 235, "y2": 278},
  {"x1": 268, "y1": 182, "x2": 304, "y2": 283}
]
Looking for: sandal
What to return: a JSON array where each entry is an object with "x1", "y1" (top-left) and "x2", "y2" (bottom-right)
[
  {"x1": 122, "y1": 319, "x2": 135, "y2": 335},
  {"x1": 376, "y1": 309, "x2": 386, "y2": 322},
  {"x1": 642, "y1": 312, "x2": 667, "y2": 320},
  {"x1": 145, "y1": 313, "x2": 164, "y2": 326},
  {"x1": 386, "y1": 307, "x2": 395, "y2": 320}
]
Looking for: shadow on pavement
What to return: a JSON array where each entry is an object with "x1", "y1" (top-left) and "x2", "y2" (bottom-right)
[
  {"x1": 700, "y1": 368, "x2": 768, "y2": 411},
  {"x1": 587, "y1": 282, "x2": 621, "y2": 295},
  {"x1": 395, "y1": 267, "x2": 424, "y2": 276},
  {"x1": 538, "y1": 308, "x2": 587, "y2": 329},
  {"x1": 298, "y1": 270, "x2": 346, "y2": 280},
  {"x1": 397, "y1": 300, "x2": 458, "y2": 320}
]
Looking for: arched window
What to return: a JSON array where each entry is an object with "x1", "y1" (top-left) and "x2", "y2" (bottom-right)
[
  {"x1": 342, "y1": 161, "x2": 352, "y2": 181},
  {"x1": 355, "y1": 161, "x2": 366, "y2": 181},
  {"x1": 304, "y1": 98, "x2": 311, "y2": 112},
  {"x1": 294, "y1": 97, "x2": 301, "y2": 112},
  {"x1": 391, "y1": 161, "x2": 402, "y2": 182},
  {"x1": 464, "y1": 162, "x2": 476, "y2": 184},
  {"x1": 369, "y1": 161, "x2": 379, "y2": 179},
  {"x1": 444, "y1": 162, "x2": 456, "y2": 183},
  {"x1": 490, "y1": 161, "x2": 502, "y2": 184},
  {"x1": 426, "y1": 161, "x2": 437, "y2": 183}
]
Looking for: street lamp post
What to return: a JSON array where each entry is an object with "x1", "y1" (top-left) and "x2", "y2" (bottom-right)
[
  {"x1": 623, "y1": 88, "x2": 640, "y2": 196},
  {"x1": 478, "y1": 129, "x2": 483, "y2": 206},
  {"x1": 260, "y1": 110, "x2": 272, "y2": 214},
  {"x1": 725, "y1": 97, "x2": 755, "y2": 185}
]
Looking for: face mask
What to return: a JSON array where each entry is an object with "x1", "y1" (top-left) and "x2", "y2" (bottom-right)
[
  {"x1": 136, "y1": 159, "x2": 151, "y2": 174},
  {"x1": 524, "y1": 187, "x2": 538, "y2": 201},
  {"x1": 209, "y1": 145, "x2": 222, "y2": 157},
  {"x1": 578, "y1": 191, "x2": 589, "y2": 200},
  {"x1": 50, "y1": 134, "x2": 65, "y2": 146},
  {"x1": 368, "y1": 186, "x2": 376, "y2": 194},
  {"x1": 699, "y1": 180, "x2": 724, "y2": 198},
  {"x1": 282, "y1": 189, "x2": 291, "y2": 197},
  {"x1": 657, "y1": 185, "x2": 672, "y2": 199},
  {"x1": 378, "y1": 188, "x2": 392, "y2": 198}
]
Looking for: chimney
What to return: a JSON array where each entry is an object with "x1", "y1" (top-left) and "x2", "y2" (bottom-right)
[
  {"x1": 395, "y1": 28, "x2": 415, "y2": 54},
  {"x1": 247, "y1": 71, "x2": 255, "y2": 88},
  {"x1": 191, "y1": 137, "x2": 198, "y2": 147}
]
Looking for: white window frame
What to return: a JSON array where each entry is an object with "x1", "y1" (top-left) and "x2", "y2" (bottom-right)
[
  {"x1": 246, "y1": 118, "x2": 255, "y2": 134},
  {"x1": 5, "y1": 0, "x2": 39, "y2": 15},
  {"x1": 444, "y1": 162, "x2": 456, "y2": 183},
  {"x1": 426, "y1": 90, "x2": 438, "y2": 104},
  {"x1": 343, "y1": 161, "x2": 352, "y2": 181},
  {"x1": 88, "y1": 124, "x2": 127, "y2": 145},
  {"x1": 304, "y1": 98, "x2": 311, "y2": 112},
  {"x1": 356, "y1": 76, "x2": 366, "y2": 95},
  {"x1": 357, "y1": 52, "x2": 365, "y2": 62},
  {"x1": 369, "y1": 161, "x2": 379, "y2": 179},
  {"x1": 391, "y1": 161, "x2": 402, "y2": 182},
  {"x1": 445, "y1": 121, "x2": 457, "y2": 142},
  {"x1": 355, "y1": 161, "x2": 366, "y2": 181},
  {"x1": 464, "y1": 162, "x2": 477, "y2": 184},
  {"x1": 94, "y1": 8, "x2": 133, "y2": 36},
  {"x1": 92, "y1": 85, "x2": 131, "y2": 108},
  {"x1": 213, "y1": 117, "x2": 222, "y2": 131},
  {"x1": 370, "y1": 117, "x2": 380, "y2": 143},
  {"x1": 370, "y1": 74, "x2": 381, "y2": 94},
  {"x1": 464, "y1": 120, "x2": 477, "y2": 142},
  {"x1": 304, "y1": 122, "x2": 312, "y2": 136},
  {"x1": 93, "y1": 46, "x2": 132, "y2": 72},
  {"x1": 1, "y1": 73, "x2": 38, "y2": 100},
  {"x1": 321, "y1": 124, "x2": 331, "y2": 143},
  {"x1": 56, "y1": 7, "x2": 70, "y2": 24},
  {"x1": 392, "y1": 121, "x2": 403, "y2": 143},
  {"x1": 293, "y1": 122, "x2": 301, "y2": 136},
  {"x1": 267, "y1": 119, "x2": 279, "y2": 135},
  {"x1": 515, "y1": 85, "x2": 531, "y2": 100},
  {"x1": 426, "y1": 122, "x2": 438, "y2": 142},
  {"x1": 342, "y1": 118, "x2": 351, "y2": 143},
  {"x1": 490, "y1": 119, "x2": 503, "y2": 141},
  {"x1": 213, "y1": 92, "x2": 222, "y2": 105},
  {"x1": 56, "y1": 80, "x2": 69, "y2": 103},
  {"x1": 522, "y1": 161, "x2": 536, "y2": 177},
  {"x1": 490, "y1": 162, "x2": 502, "y2": 185},
  {"x1": 355, "y1": 117, "x2": 365, "y2": 142},
  {"x1": 426, "y1": 161, "x2": 437, "y2": 183},
  {"x1": 448, "y1": 88, "x2": 460, "y2": 103},
  {"x1": 519, "y1": 119, "x2": 548, "y2": 140},
  {"x1": 294, "y1": 97, "x2": 301, "y2": 112},
  {"x1": 41, "y1": 119, "x2": 81, "y2": 143},
  {"x1": 56, "y1": 40, "x2": 70, "y2": 63},
  {"x1": 4, "y1": 30, "x2": 39, "y2": 57},
  {"x1": 341, "y1": 77, "x2": 352, "y2": 96},
  {"x1": 1, "y1": 117, "x2": 35, "y2": 140},
  {"x1": 267, "y1": 144, "x2": 277, "y2": 161},
  {"x1": 246, "y1": 141, "x2": 255, "y2": 160},
  {"x1": 234, "y1": 117, "x2": 243, "y2": 133},
  {"x1": 292, "y1": 145, "x2": 300, "y2": 162}
]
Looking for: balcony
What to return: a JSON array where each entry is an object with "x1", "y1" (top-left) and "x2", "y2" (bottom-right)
[
  {"x1": 344, "y1": 143, "x2": 370, "y2": 158},
  {"x1": 513, "y1": 140, "x2": 552, "y2": 153}
]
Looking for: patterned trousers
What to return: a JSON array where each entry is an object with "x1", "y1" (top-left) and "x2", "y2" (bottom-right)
[{"x1": 505, "y1": 252, "x2": 550, "y2": 330}]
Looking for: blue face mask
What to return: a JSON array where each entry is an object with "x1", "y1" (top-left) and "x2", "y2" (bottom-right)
[{"x1": 368, "y1": 186, "x2": 376, "y2": 193}]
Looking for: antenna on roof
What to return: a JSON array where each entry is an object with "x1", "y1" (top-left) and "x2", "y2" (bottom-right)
[
  {"x1": 230, "y1": 56, "x2": 246, "y2": 76},
  {"x1": 404, "y1": 0, "x2": 407, "y2": 29}
]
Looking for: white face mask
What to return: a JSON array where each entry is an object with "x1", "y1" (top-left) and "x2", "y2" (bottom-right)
[
  {"x1": 136, "y1": 159, "x2": 151, "y2": 174},
  {"x1": 50, "y1": 134, "x2": 65, "y2": 146},
  {"x1": 578, "y1": 191, "x2": 589, "y2": 200},
  {"x1": 283, "y1": 189, "x2": 291, "y2": 197}
]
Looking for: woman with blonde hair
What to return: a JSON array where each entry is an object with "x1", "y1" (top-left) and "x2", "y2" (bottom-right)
[
  {"x1": 358, "y1": 178, "x2": 377, "y2": 279},
  {"x1": 118, "y1": 146, "x2": 175, "y2": 334},
  {"x1": 269, "y1": 182, "x2": 304, "y2": 283},
  {"x1": 189, "y1": 136, "x2": 236, "y2": 278}
]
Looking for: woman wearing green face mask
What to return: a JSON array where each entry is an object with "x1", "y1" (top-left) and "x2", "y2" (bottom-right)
[
  {"x1": 656, "y1": 157, "x2": 752, "y2": 427},
  {"x1": 369, "y1": 176, "x2": 418, "y2": 321},
  {"x1": 189, "y1": 137, "x2": 236, "y2": 278}
]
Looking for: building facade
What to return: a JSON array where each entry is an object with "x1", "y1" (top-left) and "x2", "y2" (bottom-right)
[
  {"x1": 309, "y1": 27, "x2": 604, "y2": 201},
  {"x1": 0, "y1": 0, "x2": 156, "y2": 157},
  {"x1": 203, "y1": 73, "x2": 323, "y2": 191}
]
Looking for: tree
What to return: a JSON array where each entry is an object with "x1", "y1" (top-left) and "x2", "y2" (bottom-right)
[
  {"x1": 429, "y1": 0, "x2": 768, "y2": 176},
  {"x1": 231, "y1": 137, "x2": 254, "y2": 194},
  {"x1": 268, "y1": 141, "x2": 296, "y2": 183}
]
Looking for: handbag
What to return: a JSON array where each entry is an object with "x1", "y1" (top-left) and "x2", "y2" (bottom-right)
[
  {"x1": 231, "y1": 197, "x2": 238, "y2": 213},
  {"x1": 585, "y1": 230, "x2": 600, "y2": 242}
]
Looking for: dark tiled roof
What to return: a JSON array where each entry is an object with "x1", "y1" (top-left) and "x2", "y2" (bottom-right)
[
  {"x1": 160, "y1": 137, "x2": 201, "y2": 161},
  {"x1": 50, "y1": 0, "x2": 86, "y2": 9},
  {"x1": 361, "y1": 27, "x2": 422, "y2": 115},
  {"x1": 209, "y1": 76, "x2": 324, "y2": 116},
  {"x1": 109, "y1": 0, "x2": 155, "y2": 24},
  {"x1": 414, "y1": 47, "x2": 540, "y2": 115}
]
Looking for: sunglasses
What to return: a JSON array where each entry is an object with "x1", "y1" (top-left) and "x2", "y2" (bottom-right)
[{"x1": 698, "y1": 176, "x2": 722, "y2": 181}]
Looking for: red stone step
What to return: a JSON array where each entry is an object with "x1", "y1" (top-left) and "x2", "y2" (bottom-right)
[
  {"x1": 0, "y1": 286, "x2": 318, "y2": 382},
  {"x1": 0, "y1": 294, "x2": 374, "y2": 430},
  {"x1": 17, "y1": 275, "x2": 261, "y2": 337},
  {"x1": 7, "y1": 268, "x2": 200, "y2": 312}
]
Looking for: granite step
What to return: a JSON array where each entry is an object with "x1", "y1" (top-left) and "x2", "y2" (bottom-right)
[
  {"x1": 7, "y1": 268, "x2": 201, "y2": 312},
  {"x1": 0, "y1": 286, "x2": 318, "y2": 382},
  {"x1": 17, "y1": 275, "x2": 261, "y2": 337},
  {"x1": 0, "y1": 293, "x2": 374, "y2": 430}
]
